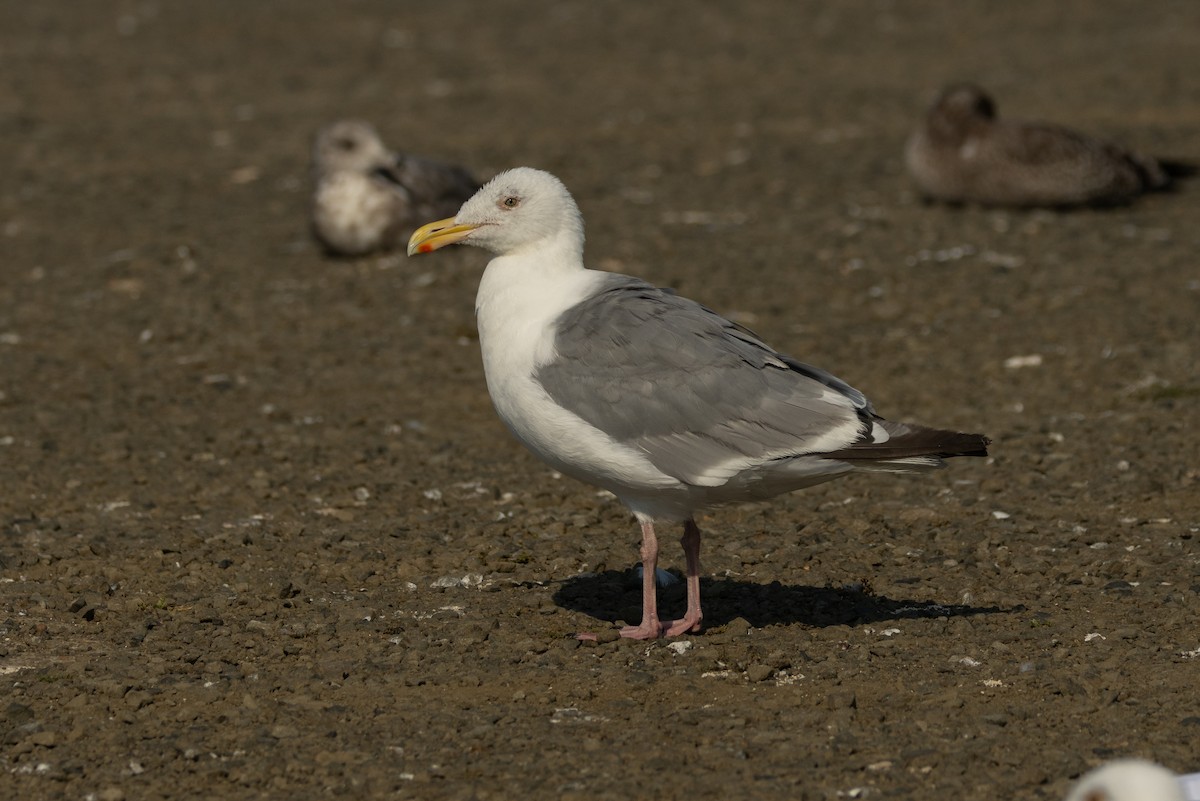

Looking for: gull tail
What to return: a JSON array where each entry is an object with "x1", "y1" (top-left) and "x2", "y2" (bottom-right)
[
  {"x1": 1155, "y1": 157, "x2": 1197, "y2": 192},
  {"x1": 823, "y1": 418, "x2": 989, "y2": 472}
]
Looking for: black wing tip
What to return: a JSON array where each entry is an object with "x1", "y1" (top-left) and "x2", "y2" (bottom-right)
[
  {"x1": 828, "y1": 424, "x2": 990, "y2": 461},
  {"x1": 916, "y1": 429, "x2": 990, "y2": 459},
  {"x1": 954, "y1": 432, "x2": 990, "y2": 458}
]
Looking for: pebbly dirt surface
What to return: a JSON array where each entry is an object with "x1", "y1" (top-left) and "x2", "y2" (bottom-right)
[{"x1": 2, "y1": 2, "x2": 1199, "y2": 799}]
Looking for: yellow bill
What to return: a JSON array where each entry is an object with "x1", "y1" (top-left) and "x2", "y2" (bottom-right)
[{"x1": 407, "y1": 218, "x2": 479, "y2": 256}]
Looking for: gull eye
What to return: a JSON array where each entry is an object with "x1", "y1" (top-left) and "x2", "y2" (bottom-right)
[{"x1": 501, "y1": 196, "x2": 520, "y2": 209}]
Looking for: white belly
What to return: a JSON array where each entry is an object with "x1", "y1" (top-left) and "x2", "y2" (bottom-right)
[{"x1": 313, "y1": 172, "x2": 398, "y2": 254}]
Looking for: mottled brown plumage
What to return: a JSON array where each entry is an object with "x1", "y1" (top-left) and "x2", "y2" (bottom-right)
[
  {"x1": 905, "y1": 84, "x2": 1173, "y2": 207},
  {"x1": 310, "y1": 120, "x2": 479, "y2": 256}
]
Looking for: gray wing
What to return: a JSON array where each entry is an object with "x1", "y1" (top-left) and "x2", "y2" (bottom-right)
[
  {"x1": 374, "y1": 154, "x2": 480, "y2": 218},
  {"x1": 535, "y1": 275, "x2": 875, "y2": 486}
]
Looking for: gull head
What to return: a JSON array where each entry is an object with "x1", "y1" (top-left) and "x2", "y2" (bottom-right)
[
  {"x1": 313, "y1": 120, "x2": 393, "y2": 176},
  {"x1": 926, "y1": 83, "x2": 997, "y2": 141},
  {"x1": 407, "y1": 167, "x2": 584, "y2": 259}
]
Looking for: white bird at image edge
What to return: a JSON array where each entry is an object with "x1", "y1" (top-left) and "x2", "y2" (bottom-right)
[{"x1": 1065, "y1": 759, "x2": 1193, "y2": 801}]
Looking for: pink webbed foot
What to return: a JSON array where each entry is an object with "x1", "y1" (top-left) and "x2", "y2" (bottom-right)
[
  {"x1": 619, "y1": 624, "x2": 661, "y2": 640},
  {"x1": 661, "y1": 612, "x2": 703, "y2": 638},
  {"x1": 620, "y1": 612, "x2": 699, "y2": 639},
  {"x1": 619, "y1": 621, "x2": 664, "y2": 640},
  {"x1": 619, "y1": 603, "x2": 701, "y2": 639}
]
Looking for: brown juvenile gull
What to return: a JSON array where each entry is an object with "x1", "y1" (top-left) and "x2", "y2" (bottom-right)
[
  {"x1": 407, "y1": 167, "x2": 989, "y2": 640},
  {"x1": 310, "y1": 119, "x2": 479, "y2": 256},
  {"x1": 905, "y1": 83, "x2": 1173, "y2": 207}
]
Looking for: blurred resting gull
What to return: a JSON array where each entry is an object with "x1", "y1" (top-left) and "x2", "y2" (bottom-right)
[
  {"x1": 407, "y1": 167, "x2": 989, "y2": 639},
  {"x1": 905, "y1": 83, "x2": 1177, "y2": 207},
  {"x1": 311, "y1": 119, "x2": 479, "y2": 256}
]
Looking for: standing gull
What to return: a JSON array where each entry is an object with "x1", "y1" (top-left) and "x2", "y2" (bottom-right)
[
  {"x1": 311, "y1": 119, "x2": 479, "y2": 256},
  {"x1": 408, "y1": 168, "x2": 989, "y2": 639},
  {"x1": 905, "y1": 83, "x2": 1173, "y2": 207}
]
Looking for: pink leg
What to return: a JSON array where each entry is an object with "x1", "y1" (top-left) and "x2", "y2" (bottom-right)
[
  {"x1": 619, "y1": 518, "x2": 665, "y2": 639},
  {"x1": 662, "y1": 519, "x2": 703, "y2": 636}
]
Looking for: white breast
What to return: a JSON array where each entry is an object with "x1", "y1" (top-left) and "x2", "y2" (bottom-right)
[
  {"x1": 474, "y1": 258, "x2": 683, "y2": 502},
  {"x1": 313, "y1": 172, "x2": 399, "y2": 254}
]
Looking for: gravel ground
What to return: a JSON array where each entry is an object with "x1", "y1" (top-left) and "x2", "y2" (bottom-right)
[{"x1": 2, "y1": 2, "x2": 1198, "y2": 800}]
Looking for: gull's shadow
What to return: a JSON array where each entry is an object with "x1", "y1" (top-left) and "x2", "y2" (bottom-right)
[{"x1": 552, "y1": 570, "x2": 1010, "y2": 630}]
